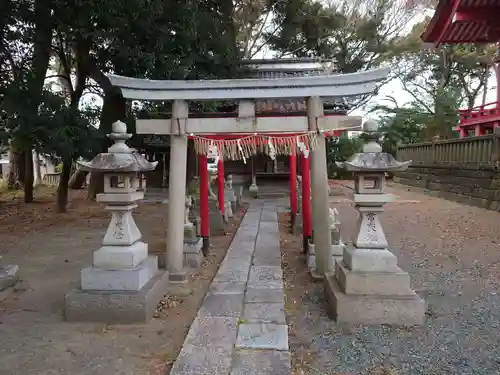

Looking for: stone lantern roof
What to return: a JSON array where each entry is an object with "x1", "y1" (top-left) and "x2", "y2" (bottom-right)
[
  {"x1": 77, "y1": 120, "x2": 158, "y2": 172},
  {"x1": 338, "y1": 120, "x2": 411, "y2": 172}
]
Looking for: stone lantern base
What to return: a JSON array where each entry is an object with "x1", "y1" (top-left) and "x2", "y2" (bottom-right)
[
  {"x1": 64, "y1": 201, "x2": 170, "y2": 324},
  {"x1": 324, "y1": 247, "x2": 426, "y2": 326},
  {"x1": 65, "y1": 264, "x2": 169, "y2": 324}
]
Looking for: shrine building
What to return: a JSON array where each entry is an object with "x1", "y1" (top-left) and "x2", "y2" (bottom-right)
[{"x1": 421, "y1": 0, "x2": 500, "y2": 138}]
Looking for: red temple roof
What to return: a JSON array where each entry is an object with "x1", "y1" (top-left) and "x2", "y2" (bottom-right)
[{"x1": 421, "y1": 0, "x2": 500, "y2": 45}]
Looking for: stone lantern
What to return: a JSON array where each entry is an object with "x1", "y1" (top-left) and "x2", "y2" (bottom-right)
[
  {"x1": 65, "y1": 120, "x2": 168, "y2": 323},
  {"x1": 324, "y1": 119, "x2": 425, "y2": 326}
]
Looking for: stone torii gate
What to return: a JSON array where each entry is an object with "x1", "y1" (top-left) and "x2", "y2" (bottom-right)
[{"x1": 108, "y1": 68, "x2": 389, "y2": 288}]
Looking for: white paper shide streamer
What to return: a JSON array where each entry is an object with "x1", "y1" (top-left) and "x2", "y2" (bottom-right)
[
  {"x1": 207, "y1": 142, "x2": 219, "y2": 163},
  {"x1": 297, "y1": 136, "x2": 309, "y2": 159},
  {"x1": 267, "y1": 137, "x2": 276, "y2": 161},
  {"x1": 191, "y1": 129, "x2": 343, "y2": 161},
  {"x1": 237, "y1": 139, "x2": 246, "y2": 164}
]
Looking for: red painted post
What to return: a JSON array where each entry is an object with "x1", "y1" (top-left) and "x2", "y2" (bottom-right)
[
  {"x1": 199, "y1": 155, "x2": 209, "y2": 254},
  {"x1": 217, "y1": 159, "x2": 225, "y2": 215},
  {"x1": 289, "y1": 152, "x2": 297, "y2": 225},
  {"x1": 496, "y1": 47, "x2": 500, "y2": 109},
  {"x1": 301, "y1": 153, "x2": 312, "y2": 252}
]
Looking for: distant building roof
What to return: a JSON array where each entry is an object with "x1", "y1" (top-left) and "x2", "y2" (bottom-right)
[
  {"x1": 238, "y1": 58, "x2": 348, "y2": 113},
  {"x1": 241, "y1": 58, "x2": 331, "y2": 79}
]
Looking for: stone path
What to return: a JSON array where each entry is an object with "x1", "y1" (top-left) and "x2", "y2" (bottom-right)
[{"x1": 170, "y1": 200, "x2": 291, "y2": 375}]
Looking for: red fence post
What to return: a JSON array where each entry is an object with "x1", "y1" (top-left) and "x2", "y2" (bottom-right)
[
  {"x1": 199, "y1": 155, "x2": 209, "y2": 254},
  {"x1": 301, "y1": 153, "x2": 312, "y2": 252},
  {"x1": 217, "y1": 159, "x2": 225, "y2": 216},
  {"x1": 289, "y1": 152, "x2": 297, "y2": 225}
]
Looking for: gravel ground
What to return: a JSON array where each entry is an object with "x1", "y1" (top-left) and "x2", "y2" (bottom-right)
[
  {"x1": 281, "y1": 182, "x2": 500, "y2": 375},
  {"x1": 0, "y1": 194, "x2": 243, "y2": 375}
]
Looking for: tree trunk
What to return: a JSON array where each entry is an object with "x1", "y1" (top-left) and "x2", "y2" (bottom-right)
[
  {"x1": 20, "y1": 0, "x2": 53, "y2": 201},
  {"x1": 481, "y1": 74, "x2": 489, "y2": 106},
  {"x1": 186, "y1": 139, "x2": 197, "y2": 185},
  {"x1": 56, "y1": 158, "x2": 72, "y2": 212},
  {"x1": 24, "y1": 150, "x2": 34, "y2": 203},
  {"x1": 34, "y1": 151, "x2": 42, "y2": 185},
  {"x1": 69, "y1": 170, "x2": 88, "y2": 189},
  {"x1": 87, "y1": 91, "x2": 126, "y2": 200},
  {"x1": 7, "y1": 145, "x2": 25, "y2": 190}
]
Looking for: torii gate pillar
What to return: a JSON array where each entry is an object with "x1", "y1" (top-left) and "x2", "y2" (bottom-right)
[
  {"x1": 166, "y1": 100, "x2": 189, "y2": 285},
  {"x1": 308, "y1": 96, "x2": 333, "y2": 277}
]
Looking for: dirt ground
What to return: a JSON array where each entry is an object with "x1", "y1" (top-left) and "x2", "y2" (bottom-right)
[
  {"x1": 280, "y1": 181, "x2": 500, "y2": 375},
  {"x1": 0, "y1": 188, "x2": 242, "y2": 375}
]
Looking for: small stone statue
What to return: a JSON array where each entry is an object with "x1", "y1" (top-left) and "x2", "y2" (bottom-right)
[
  {"x1": 329, "y1": 207, "x2": 339, "y2": 227},
  {"x1": 208, "y1": 173, "x2": 217, "y2": 199},
  {"x1": 187, "y1": 177, "x2": 199, "y2": 196},
  {"x1": 226, "y1": 174, "x2": 233, "y2": 190},
  {"x1": 184, "y1": 195, "x2": 193, "y2": 225}
]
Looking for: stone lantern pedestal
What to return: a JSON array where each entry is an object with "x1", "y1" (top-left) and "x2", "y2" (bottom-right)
[
  {"x1": 65, "y1": 121, "x2": 169, "y2": 324},
  {"x1": 324, "y1": 120, "x2": 425, "y2": 326}
]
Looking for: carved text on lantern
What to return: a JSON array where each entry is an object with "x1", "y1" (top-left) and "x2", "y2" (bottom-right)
[
  {"x1": 114, "y1": 212, "x2": 125, "y2": 239},
  {"x1": 365, "y1": 212, "x2": 379, "y2": 242}
]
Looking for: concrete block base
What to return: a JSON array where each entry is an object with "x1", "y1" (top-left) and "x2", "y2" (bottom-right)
[
  {"x1": 335, "y1": 261, "x2": 413, "y2": 296},
  {"x1": 167, "y1": 273, "x2": 191, "y2": 297},
  {"x1": 183, "y1": 238, "x2": 204, "y2": 269},
  {"x1": 81, "y1": 256, "x2": 158, "y2": 291},
  {"x1": 65, "y1": 270, "x2": 169, "y2": 324},
  {"x1": 344, "y1": 247, "x2": 398, "y2": 272},
  {"x1": 324, "y1": 273, "x2": 426, "y2": 326},
  {"x1": 93, "y1": 241, "x2": 148, "y2": 269},
  {"x1": 209, "y1": 210, "x2": 225, "y2": 236}
]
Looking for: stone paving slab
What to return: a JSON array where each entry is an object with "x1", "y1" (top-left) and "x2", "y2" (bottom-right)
[
  {"x1": 235, "y1": 323, "x2": 289, "y2": 351},
  {"x1": 230, "y1": 349, "x2": 291, "y2": 375},
  {"x1": 248, "y1": 266, "x2": 284, "y2": 289},
  {"x1": 170, "y1": 200, "x2": 290, "y2": 375},
  {"x1": 212, "y1": 270, "x2": 249, "y2": 284},
  {"x1": 198, "y1": 293, "x2": 245, "y2": 318},
  {"x1": 208, "y1": 282, "x2": 247, "y2": 295},
  {"x1": 245, "y1": 287, "x2": 284, "y2": 303},
  {"x1": 243, "y1": 302, "x2": 286, "y2": 324},
  {"x1": 261, "y1": 211, "x2": 278, "y2": 222},
  {"x1": 170, "y1": 345, "x2": 233, "y2": 374},
  {"x1": 183, "y1": 317, "x2": 238, "y2": 350},
  {"x1": 252, "y1": 255, "x2": 282, "y2": 266}
]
